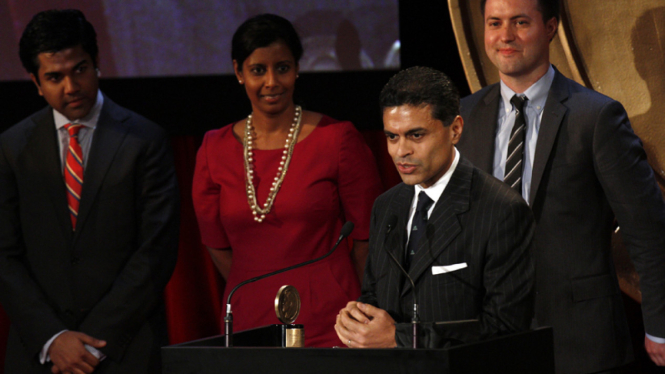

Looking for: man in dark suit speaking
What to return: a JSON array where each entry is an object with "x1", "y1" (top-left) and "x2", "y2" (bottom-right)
[
  {"x1": 457, "y1": 0, "x2": 665, "y2": 372},
  {"x1": 334, "y1": 67, "x2": 535, "y2": 348},
  {"x1": 0, "y1": 9, "x2": 179, "y2": 373}
]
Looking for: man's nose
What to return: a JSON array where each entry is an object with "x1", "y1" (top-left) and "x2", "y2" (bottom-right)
[
  {"x1": 63, "y1": 76, "x2": 80, "y2": 94},
  {"x1": 499, "y1": 25, "x2": 516, "y2": 42},
  {"x1": 396, "y1": 139, "x2": 413, "y2": 158}
]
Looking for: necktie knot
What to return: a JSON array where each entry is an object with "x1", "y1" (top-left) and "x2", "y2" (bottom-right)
[
  {"x1": 65, "y1": 123, "x2": 83, "y2": 137},
  {"x1": 510, "y1": 95, "x2": 528, "y2": 114},
  {"x1": 416, "y1": 191, "x2": 434, "y2": 215}
]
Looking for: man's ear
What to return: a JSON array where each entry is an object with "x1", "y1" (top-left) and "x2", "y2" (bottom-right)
[
  {"x1": 546, "y1": 17, "x2": 558, "y2": 42},
  {"x1": 450, "y1": 115, "x2": 464, "y2": 144},
  {"x1": 29, "y1": 73, "x2": 44, "y2": 96}
]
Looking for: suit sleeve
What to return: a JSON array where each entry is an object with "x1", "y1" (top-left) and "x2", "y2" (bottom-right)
[
  {"x1": 77, "y1": 127, "x2": 179, "y2": 361},
  {"x1": 0, "y1": 140, "x2": 69, "y2": 358},
  {"x1": 592, "y1": 100, "x2": 665, "y2": 338}
]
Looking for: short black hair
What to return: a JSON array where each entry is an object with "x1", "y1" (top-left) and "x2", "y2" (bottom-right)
[
  {"x1": 232, "y1": 14, "x2": 303, "y2": 70},
  {"x1": 19, "y1": 9, "x2": 98, "y2": 79},
  {"x1": 481, "y1": 0, "x2": 560, "y2": 24},
  {"x1": 379, "y1": 66, "x2": 460, "y2": 127}
]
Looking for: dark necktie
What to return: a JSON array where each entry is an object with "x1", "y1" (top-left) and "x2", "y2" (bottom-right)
[
  {"x1": 64, "y1": 123, "x2": 84, "y2": 230},
  {"x1": 405, "y1": 191, "x2": 434, "y2": 270},
  {"x1": 504, "y1": 95, "x2": 528, "y2": 195}
]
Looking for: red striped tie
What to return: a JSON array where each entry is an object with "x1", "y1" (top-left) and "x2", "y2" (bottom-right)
[{"x1": 64, "y1": 123, "x2": 84, "y2": 230}]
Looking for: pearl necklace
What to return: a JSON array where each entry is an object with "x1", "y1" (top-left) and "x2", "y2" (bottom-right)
[{"x1": 243, "y1": 106, "x2": 303, "y2": 222}]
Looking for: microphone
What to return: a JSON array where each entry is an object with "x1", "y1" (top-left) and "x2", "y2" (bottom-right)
[
  {"x1": 382, "y1": 215, "x2": 420, "y2": 348},
  {"x1": 223, "y1": 221, "x2": 355, "y2": 347}
]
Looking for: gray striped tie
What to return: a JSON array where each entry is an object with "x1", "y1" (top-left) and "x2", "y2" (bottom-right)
[{"x1": 504, "y1": 95, "x2": 528, "y2": 195}]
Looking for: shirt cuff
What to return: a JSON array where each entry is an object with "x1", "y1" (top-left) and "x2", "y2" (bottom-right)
[
  {"x1": 40, "y1": 330, "x2": 67, "y2": 364},
  {"x1": 85, "y1": 344, "x2": 106, "y2": 361},
  {"x1": 646, "y1": 333, "x2": 665, "y2": 344}
]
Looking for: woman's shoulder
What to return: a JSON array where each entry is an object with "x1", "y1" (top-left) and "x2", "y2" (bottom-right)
[
  {"x1": 203, "y1": 122, "x2": 241, "y2": 144},
  {"x1": 315, "y1": 113, "x2": 353, "y2": 128},
  {"x1": 308, "y1": 112, "x2": 357, "y2": 136}
]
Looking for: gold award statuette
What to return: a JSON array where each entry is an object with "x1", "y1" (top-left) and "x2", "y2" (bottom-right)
[{"x1": 275, "y1": 285, "x2": 304, "y2": 347}]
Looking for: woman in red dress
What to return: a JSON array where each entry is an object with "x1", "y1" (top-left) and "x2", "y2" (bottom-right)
[{"x1": 192, "y1": 14, "x2": 382, "y2": 347}]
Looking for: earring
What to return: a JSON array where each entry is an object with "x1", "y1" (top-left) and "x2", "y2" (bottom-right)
[{"x1": 239, "y1": 80, "x2": 243, "y2": 84}]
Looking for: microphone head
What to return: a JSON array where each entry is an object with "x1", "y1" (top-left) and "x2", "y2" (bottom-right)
[
  {"x1": 340, "y1": 221, "x2": 355, "y2": 238},
  {"x1": 386, "y1": 215, "x2": 398, "y2": 231}
]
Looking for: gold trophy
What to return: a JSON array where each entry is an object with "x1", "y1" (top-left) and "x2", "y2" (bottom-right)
[{"x1": 274, "y1": 285, "x2": 304, "y2": 347}]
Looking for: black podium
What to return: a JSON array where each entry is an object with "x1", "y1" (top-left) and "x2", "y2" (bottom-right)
[{"x1": 162, "y1": 327, "x2": 554, "y2": 373}]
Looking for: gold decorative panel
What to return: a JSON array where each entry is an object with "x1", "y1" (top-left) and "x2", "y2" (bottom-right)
[{"x1": 448, "y1": 0, "x2": 665, "y2": 302}]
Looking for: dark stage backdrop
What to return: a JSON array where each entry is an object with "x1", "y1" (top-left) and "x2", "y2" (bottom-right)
[
  {"x1": 0, "y1": 1, "x2": 659, "y2": 372},
  {"x1": 0, "y1": 0, "x2": 468, "y2": 371}
]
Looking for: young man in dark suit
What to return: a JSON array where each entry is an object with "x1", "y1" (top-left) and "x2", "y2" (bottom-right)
[
  {"x1": 0, "y1": 9, "x2": 179, "y2": 373},
  {"x1": 457, "y1": 0, "x2": 665, "y2": 372},
  {"x1": 334, "y1": 66, "x2": 535, "y2": 348}
]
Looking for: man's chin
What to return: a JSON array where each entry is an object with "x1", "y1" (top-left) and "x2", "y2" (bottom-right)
[
  {"x1": 61, "y1": 107, "x2": 92, "y2": 122},
  {"x1": 399, "y1": 174, "x2": 422, "y2": 186}
]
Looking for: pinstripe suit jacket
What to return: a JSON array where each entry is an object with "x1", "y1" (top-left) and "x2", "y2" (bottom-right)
[{"x1": 359, "y1": 156, "x2": 535, "y2": 347}]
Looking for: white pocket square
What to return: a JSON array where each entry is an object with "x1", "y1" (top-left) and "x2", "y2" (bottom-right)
[{"x1": 432, "y1": 262, "x2": 467, "y2": 275}]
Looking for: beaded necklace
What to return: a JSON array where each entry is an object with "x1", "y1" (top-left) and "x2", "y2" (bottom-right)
[{"x1": 243, "y1": 106, "x2": 303, "y2": 222}]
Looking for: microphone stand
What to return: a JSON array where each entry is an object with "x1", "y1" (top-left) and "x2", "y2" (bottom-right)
[
  {"x1": 224, "y1": 221, "x2": 355, "y2": 347},
  {"x1": 383, "y1": 216, "x2": 419, "y2": 349}
]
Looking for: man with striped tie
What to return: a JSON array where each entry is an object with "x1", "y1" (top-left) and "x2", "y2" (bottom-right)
[
  {"x1": 0, "y1": 9, "x2": 179, "y2": 374},
  {"x1": 335, "y1": 66, "x2": 535, "y2": 349},
  {"x1": 457, "y1": 0, "x2": 665, "y2": 372}
]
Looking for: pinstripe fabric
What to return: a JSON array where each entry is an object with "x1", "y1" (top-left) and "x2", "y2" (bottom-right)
[
  {"x1": 359, "y1": 157, "x2": 535, "y2": 347},
  {"x1": 405, "y1": 192, "x2": 433, "y2": 270}
]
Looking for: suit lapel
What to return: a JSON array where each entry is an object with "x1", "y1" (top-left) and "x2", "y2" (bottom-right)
[
  {"x1": 74, "y1": 97, "x2": 130, "y2": 237},
  {"x1": 464, "y1": 84, "x2": 500, "y2": 173},
  {"x1": 402, "y1": 158, "x2": 472, "y2": 295},
  {"x1": 385, "y1": 184, "x2": 415, "y2": 264},
  {"x1": 529, "y1": 70, "x2": 569, "y2": 205},
  {"x1": 28, "y1": 108, "x2": 72, "y2": 236}
]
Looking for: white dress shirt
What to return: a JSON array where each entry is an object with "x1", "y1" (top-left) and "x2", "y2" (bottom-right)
[
  {"x1": 493, "y1": 65, "x2": 554, "y2": 203},
  {"x1": 53, "y1": 90, "x2": 103, "y2": 169},
  {"x1": 406, "y1": 148, "x2": 460, "y2": 243}
]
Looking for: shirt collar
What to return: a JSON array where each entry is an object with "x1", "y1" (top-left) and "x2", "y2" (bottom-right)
[
  {"x1": 499, "y1": 64, "x2": 555, "y2": 116},
  {"x1": 414, "y1": 147, "x2": 460, "y2": 204},
  {"x1": 54, "y1": 90, "x2": 104, "y2": 130}
]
